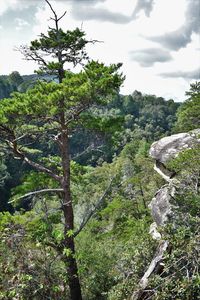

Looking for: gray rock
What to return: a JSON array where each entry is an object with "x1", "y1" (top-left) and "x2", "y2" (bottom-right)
[
  {"x1": 149, "y1": 222, "x2": 162, "y2": 240},
  {"x1": 132, "y1": 129, "x2": 200, "y2": 299},
  {"x1": 148, "y1": 130, "x2": 200, "y2": 228},
  {"x1": 149, "y1": 129, "x2": 200, "y2": 164},
  {"x1": 149, "y1": 184, "x2": 176, "y2": 226},
  {"x1": 148, "y1": 128, "x2": 200, "y2": 229}
]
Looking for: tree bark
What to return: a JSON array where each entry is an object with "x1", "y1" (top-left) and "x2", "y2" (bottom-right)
[
  {"x1": 60, "y1": 128, "x2": 82, "y2": 300},
  {"x1": 63, "y1": 237, "x2": 82, "y2": 300},
  {"x1": 44, "y1": 4, "x2": 83, "y2": 296}
]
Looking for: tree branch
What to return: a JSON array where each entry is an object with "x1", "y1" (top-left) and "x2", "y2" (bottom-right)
[
  {"x1": 8, "y1": 188, "x2": 64, "y2": 203},
  {"x1": 74, "y1": 178, "x2": 114, "y2": 237},
  {"x1": 58, "y1": 11, "x2": 67, "y2": 22},
  {"x1": 45, "y1": 0, "x2": 57, "y2": 20},
  {"x1": 45, "y1": 0, "x2": 66, "y2": 25},
  {"x1": 1, "y1": 126, "x2": 62, "y2": 182},
  {"x1": 65, "y1": 103, "x2": 90, "y2": 126},
  {"x1": 131, "y1": 240, "x2": 169, "y2": 300},
  {"x1": 24, "y1": 156, "x2": 61, "y2": 182},
  {"x1": 71, "y1": 145, "x2": 104, "y2": 160},
  {"x1": 20, "y1": 48, "x2": 48, "y2": 66}
]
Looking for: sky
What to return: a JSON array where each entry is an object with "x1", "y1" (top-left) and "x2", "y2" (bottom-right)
[{"x1": 0, "y1": 0, "x2": 199, "y2": 101}]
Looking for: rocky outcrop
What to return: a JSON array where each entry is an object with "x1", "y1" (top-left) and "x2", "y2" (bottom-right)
[
  {"x1": 132, "y1": 129, "x2": 200, "y2": 300},
  {"x1": 149, "y1": 129, "x2": 200, "y2": 164},
  {"x1": 149, "y1": 184, "x2": 176, "y2": 227},
  {"x1": 149, "y1": 129, "x2": 200, "y2": 182},
  {"x1": 149, "y1": 128, "x2": 200, "y2": 230}
]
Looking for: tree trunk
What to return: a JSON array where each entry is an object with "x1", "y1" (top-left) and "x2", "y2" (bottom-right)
[
  {"x1": 60, "y1": 129, "x2": 82, "y2": 300},
  {"x1": 64, "y1": 237, "x2": 82, "y2": 300}
]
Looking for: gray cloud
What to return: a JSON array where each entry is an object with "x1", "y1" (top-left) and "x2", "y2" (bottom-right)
[
  {"x1": 71, "y1": 0, "x2": 154, "y2": 24},
  {"x1": 147, "y1": 0, "x2": 200, "y2": 50},
  {"x1": 160, "y1": 68, "x2": 200, "y2": 79},
  {"x1": 70, "y1": 0, "x2": 106, "y2": 2},
  {"x1": 130, "y1": 48, "x2": 172, "y2": 67},
  {"x1": 72, "y1": 6, "x2": 133, "y2": 23},
  {"x1": 132, "y1": 0, "x2": 154, "y2": 18},
  {"x1": 0, "y1": 6, "x2": 36, "y2": 33}
]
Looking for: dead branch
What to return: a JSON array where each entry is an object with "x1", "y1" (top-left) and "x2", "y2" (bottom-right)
[
  {"x1": 8, "y1": 188, "x2": 64, "y2": 203},
  {"x1": 131, "y1": 240, "x2": 169, "y2": 300},
  {"x1": 74, "y1": 178, "x2": 114, "y2": 237}
]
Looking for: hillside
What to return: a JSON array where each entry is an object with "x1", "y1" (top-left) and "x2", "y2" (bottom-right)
[{"x1": 0, "y1": 0, "x2": 199, "y2": 299}]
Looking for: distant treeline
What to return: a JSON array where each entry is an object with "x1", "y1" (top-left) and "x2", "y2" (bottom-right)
[
  {"x1": 0, "y1": 71, "x2": 180, "y2": 212},
  {"x1": 0, "y1": 71, "x2": 53, "y2": 99}
]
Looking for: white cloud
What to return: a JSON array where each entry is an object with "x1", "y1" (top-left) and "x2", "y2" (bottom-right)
[
  {"x1": 15, "y1": 18, "x2": 30, "y2": 31},
  {"x1": 0, "y1": 0, "x2": 17, "y2": 15},
  {"x1": 0, "y1": 0, "x2": 199, "y2": 102},
  {"x1": 132, "y1": 0, "x2": 154, "y2": 18},
  {"x1": 71, "y1": 0, "x2": 155, "y2": 24}
]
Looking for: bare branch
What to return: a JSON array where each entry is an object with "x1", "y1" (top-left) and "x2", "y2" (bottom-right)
[
  {"x1": 88, "y1": 39, "x2": 104, "y2": 44},
  {"x1": 13, "y1": 134, "x2": 28, "y2": 142},
  {"x1": 58, "y1": 11, "x2": 67, "y2": 22},
  {"x1": 45, "y1": 0, "x2": 57, "y2": 20},
  {"x1": 71, "y1": 145, "x2": 103, "y2": 160},
  {"x1": 24, "y1": 156, "x2": 61, "y2": 182},
  {"x1": 131, "y1": 240, "x2": 169, "y2": 300},
  {"x1": 74, "y1": 178, "x2": 114, "y2": 237},
  {"x1": 18, "y1": 47, "x2": 48, "y2": 66},
  {"x1": 8, "y1": 188, "x2": 64, "y2": 203},
  {"x1": 45, "y1": 0, "x2": 66, "y2": 26}
]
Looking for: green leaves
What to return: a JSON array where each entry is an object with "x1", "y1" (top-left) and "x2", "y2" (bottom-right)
[
  {"x1": 0, "y1": 211, "x2": 68, "y2": 299},
  {"x1": 29, "y1": 27, "x2": 89, "y2": 74},
  {"x1": 84, "y1": 61, "x2": 124, "y2": 100},
  {"x1": 52, "y1": 228, "x2": 64, "y2": 242},
  {"x1": 0, "y1": 61, "x2": 123, "y2": 131},
  {"x1": 175, "y1": 81, "x2": 200, "y2": 132},
  {"x1": 63, "y1": 248, "x2": 72, "y2": 257}
]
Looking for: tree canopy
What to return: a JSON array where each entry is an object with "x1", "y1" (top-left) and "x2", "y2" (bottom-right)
[{"x1": 175, "y1": 81, "x2": 200, "y2": 131}]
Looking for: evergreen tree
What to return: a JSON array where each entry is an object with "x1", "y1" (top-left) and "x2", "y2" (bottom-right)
[
  {"x1": 0, "y1": 1, "x2": 124, "y2": 299},
  {"x1": 175, "y1": 81, "x2": 200, "y2": 132}
]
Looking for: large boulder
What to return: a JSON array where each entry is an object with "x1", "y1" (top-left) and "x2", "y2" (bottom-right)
[
  {"x1": 149, "y1": 129, "x2": 200, "y2": 164},
  {"x1": 149, "y1": 184, "x2": 176, "y2": 227}
]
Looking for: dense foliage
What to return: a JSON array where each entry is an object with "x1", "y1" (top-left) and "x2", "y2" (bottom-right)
[
  {"x1": 175, "y1": 81, "x2": 200, "y2": 132},
  {"x1": 0, "y1": 0, "x2": 199, "y2": 298},
  {"x1": 0, "y1": 79, "x2": 199, "y2": 300},
  {"x1": 0, "y1": 140, "x2": 162, "y2": 299},
  {"x1": 0, "y1": 84, "x2": 179, "y2": 209}
]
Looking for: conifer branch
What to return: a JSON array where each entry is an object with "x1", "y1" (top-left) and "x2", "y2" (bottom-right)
[{"x1": 0, "y1": 125, "x2": 62, "y2": 182}]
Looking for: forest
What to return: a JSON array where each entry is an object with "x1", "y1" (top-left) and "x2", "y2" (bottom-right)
[{"x1": 0, "y1": 1, "x2": 200, "y2": 299}]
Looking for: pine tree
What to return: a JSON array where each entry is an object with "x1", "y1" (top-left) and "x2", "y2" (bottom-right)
[{"x1": 0, "y1": 1, "x2": 124, "y2": 298}]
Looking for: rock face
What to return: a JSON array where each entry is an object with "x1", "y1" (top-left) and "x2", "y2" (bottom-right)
[
  {"x1": 149, "y1": 185, "x2": 175, "y2": 227},
  {"x1": 132, "y1": 129, "x2": 200, "y2": 300},
  {"x1": 149, "y1": 129, "x2": 200, "y2": 164},
  {"x1": 149, "y1": 128, "x2": 200, "y2": 228}
]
